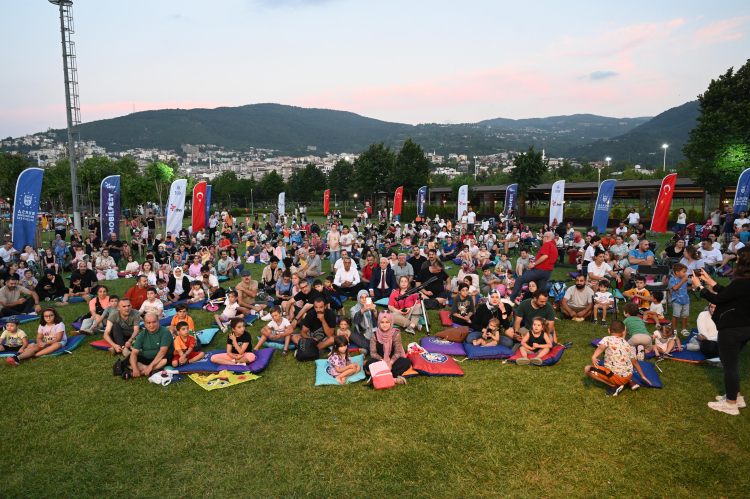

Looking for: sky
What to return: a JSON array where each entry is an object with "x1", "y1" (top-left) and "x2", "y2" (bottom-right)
[{"x1": 1, "y1": 0, "x2": 749, "y2": 138}]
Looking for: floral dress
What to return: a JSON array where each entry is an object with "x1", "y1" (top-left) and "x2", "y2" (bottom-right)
[{"x1": 326, "y1": 352, "x2": 349, "y2": 377}]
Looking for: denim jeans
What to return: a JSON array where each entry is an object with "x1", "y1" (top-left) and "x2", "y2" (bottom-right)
[{"x1": 509, "y1": 268, "x2": 553, "y2": 301}]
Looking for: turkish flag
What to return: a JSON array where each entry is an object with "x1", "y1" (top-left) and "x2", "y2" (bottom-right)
[
  {"x1": 324, "y1": 190, "x2": 330, "y2": 215},
  {"x1": 192, "y1": 181, "x2": 207, "y2": 231},
  {"x1": 393, "y1": 186, "x2": 404, "y2": 216},
  {"x1": 650, "y1": 174, "x2": 677, "y2": 233}
]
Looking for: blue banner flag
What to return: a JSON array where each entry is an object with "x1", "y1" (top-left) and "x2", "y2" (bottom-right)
[
  {"x1": 592, "y1": 179, "x2": 617, "y2": 234},
  {"x1": 205, "y1": 185, "x2": 212, "y2": 226},
  {"x1": 417, "y1": 186, "x2": 427, "y2": 219},
  {"x1": 733, "y1": 168, "x2": 750, "y2": 214},
  {"x1": 12, "y1": 168, "x2": 44, "y2": 252},
  {"x1": 100, "y1": 175, "x2": 121, "y2": 241},
  {"x1": 505, "y1": 184, "x2": 518, "y2": 214}
]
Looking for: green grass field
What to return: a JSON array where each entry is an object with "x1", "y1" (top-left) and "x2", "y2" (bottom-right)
[{"x1": 1, "y1": 227, "x2": 748, "y2": 499}]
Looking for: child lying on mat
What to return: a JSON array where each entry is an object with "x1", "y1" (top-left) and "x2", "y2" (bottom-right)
[
  {"x1": 585, "y1": 319, "x2": 651, "y2": 397},
  {"x1": 516, "y1": 317, "x2": 553, "y2": 366},
  {"x1": 172, "y1": 321, "x2": 205, "y2": 367},
  {"x1": 327, "y1": 335, "x2": 361, "y2": 385},
  {"x1": 652, "y1": 323, "x2": 682, "y2": 360},
  {"x1": 213, "y1": 317, "x2": 256, "y2": 366},
  {"x1": 642, "y1": 290, "x2": 664, "y2": 329},
  {"x1": 168, "y1": 303, "x2": 195, "y2": 336},
  {"x1": 255, "y1": 306, "x2": 292, "y2": 354},
  {"x1": 472, "y1": 318, "x2": 501, "y2": 347}
]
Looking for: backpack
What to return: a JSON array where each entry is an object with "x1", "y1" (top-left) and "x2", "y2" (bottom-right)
[
  {"x1": 113, "y1": 357, "x2": 127, "y2": 376},
  {"x1": 423, "y1": 298, "x2": 441, "y2": 310},
  {"x1": 549, "y1": 282, "x2": 567, "y2": 302},
  {"x1": 294, "y1": 337, "x2": 320, "y2": 361}
]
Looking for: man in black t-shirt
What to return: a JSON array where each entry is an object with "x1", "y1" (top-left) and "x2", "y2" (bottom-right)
[
  {"x1": 415, "y1": 260, "x2": 450, "y2": 306},
  {"x1": 291, "y1": 298, "x2": 337, "y2": 350},
  {"x1": 146, "y1": 213, "x2": 156, "y2": 232},
  {"x1": 408, "y1": 248, "x2": 427, "y2": 271},
  {"x1": 103, "y1": 233, "x2": 124, "y2": 265},
  {"x1": 286, "y1": 279, "x2": 323, "y2": 327},
  {"x1": 69, "y1": 261, "x2": 99, "y2": 294}
]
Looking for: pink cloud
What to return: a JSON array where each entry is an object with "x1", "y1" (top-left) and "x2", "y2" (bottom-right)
[{"x1": 693, "y1": 16, "x2": 749, "y2": 44}]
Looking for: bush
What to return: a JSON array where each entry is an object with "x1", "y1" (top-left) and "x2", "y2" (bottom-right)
[
  {"x1": 611, "y1": 207, "x2": 623, "y2": 220},
  {"x1": 688, "y1": 209, "x2": 702, "y2": 222},
  {"x1": 231, "y1": 208, "x2": 248, "y2": 217}
]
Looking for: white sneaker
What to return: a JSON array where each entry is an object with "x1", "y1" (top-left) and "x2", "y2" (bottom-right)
[
  {"x1": 715, "y1": 395, "x2": 746, "y2": 408},
  {"x1": 681, "y1": 329, "x2": 690, "y2": 337},
  {"x1": 261, "y1": 313, "x2": 272, "y2": 321},
  {"x1": 707, "y1": 400, "x2": 740, "y2": 415}
]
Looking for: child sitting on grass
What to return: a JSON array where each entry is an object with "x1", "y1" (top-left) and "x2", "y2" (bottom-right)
[
  {"x1": 495, "y1": 253, "x2": 512, "y2": 275},
  {"x1": 472, "y1": 317, "x2": 501, "y2": 347},
  {"x1": 642, "y1": 290, "x2": 664, "y2": 328},
  {"x1": 255, "y1": 306, "x2": 292, "y2": 355},
  {"x1": 188, "y1": 281, "x2": 205, "y2": 304},
  {"x1": 327, "y1": 334, "x2": 361, "y2": 385},
  {"x1": 336, "y1": 316, "x2": 352, "y2": 341},
  {"x1": 592, "y1": 280, "x2": 614, "y2": 327},
  {"x1": 653, "y1": 323, "x2": 682, "y2": 360},
  {"x1": 585, "y1": 319, "x2": 651, "y2": 396},
  {"x1": 0, "y1": 317, "x2": 28, "y2": 356},
  {"x1": 212, "y1": 317, "x2": 256, "y2": 366},
  {"x1": 139, "y1": 287, "x2": 164, "y2": 318},
  {"x1": 171, "y1": 320, "x2": 205, "y2": 367},
  {"x1": 214, "y1": 289, "x2": 243, "y2": 333},
  {"x1": 516, "y1": 317, "x2": 553, "y2": 366},
  {"x1": 168, "y1": 303, "x2": 195, "y2": 336},
  {"x1": 622, "y1": 302, "x2": 652, "y2": 361}
]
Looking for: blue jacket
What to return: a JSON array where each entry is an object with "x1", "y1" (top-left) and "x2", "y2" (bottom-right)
[{"x1": 369, "y1": 266, "x2": 397, "y2": 292}]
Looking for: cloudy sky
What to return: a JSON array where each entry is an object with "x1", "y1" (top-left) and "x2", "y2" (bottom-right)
[{"x1": 1, "y1": 0, "x2": 748, "y2": 138}]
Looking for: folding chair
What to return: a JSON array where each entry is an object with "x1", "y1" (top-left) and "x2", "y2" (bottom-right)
[
  {"x1": 590, "y1": 292, "x2": 619, "y2": 322},
  {"x1": 634, "y1": 264, "x2": 671, "y2": 316}
]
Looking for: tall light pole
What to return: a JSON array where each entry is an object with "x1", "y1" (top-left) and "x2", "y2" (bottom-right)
[
  {"x1": 474, "y1": 156, "x2": 479, "y2": 180},
  {"x1": 662, "y1": 144, "x2": 668, "y2": 173},
  {"x1": 251, "y1": 188, "x2": 253, "y2": 214},
  {"x1": 50, "y1": 0, "x2": 82, "y2": 231}
]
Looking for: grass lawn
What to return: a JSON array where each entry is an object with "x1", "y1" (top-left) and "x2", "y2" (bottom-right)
[{"x1": 2, "y1": 227, "x2": 749, "y2": 499}]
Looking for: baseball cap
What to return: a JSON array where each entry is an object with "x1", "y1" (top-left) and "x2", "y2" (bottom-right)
[{"x1": 240, "y1": 270, "x2": 252, "y2": 277}]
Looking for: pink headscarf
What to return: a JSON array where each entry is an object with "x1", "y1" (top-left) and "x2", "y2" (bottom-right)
[
  {"x1": 376, "y1": 310, "x2": 397, "y2": 363},
  {"x1": 573, "y1": 231, "x2": 583, "y2": 243}
]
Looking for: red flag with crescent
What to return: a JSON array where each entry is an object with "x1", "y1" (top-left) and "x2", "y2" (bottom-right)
[
  {"x1": 192, "y1": 181, "x2": 207, "y2": 231},
  {"x1": 393, "y1": 186, "x2": 404, "y2": 216},
  {"x1": 650, "y1": 174, "x2": 677, "y2": 233},
  {"x1": 324, "y1": 190, "x2": 330, "y2": 215}
]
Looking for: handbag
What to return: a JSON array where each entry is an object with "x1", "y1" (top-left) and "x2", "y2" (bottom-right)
[{"x1": 435, "y1": 326, "x2": 471, "y2": 343}]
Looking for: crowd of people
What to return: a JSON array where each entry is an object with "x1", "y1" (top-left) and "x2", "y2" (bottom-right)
[{"x1": 2, "y1": 203, "x2": 748, "y2": 414}]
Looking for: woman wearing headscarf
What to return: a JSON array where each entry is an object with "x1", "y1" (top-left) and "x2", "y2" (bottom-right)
[
  {"x1": 364, "y1": 311, "x2": 411, "y2": 384},
  {"x1": 350, "y1": 289, "x2": 377, "y2": 355},
  {"x1": 569, "y1": 231, "x2": 585, "y2": 264},
  {"x1": 468, "y1": 289, "x2": 513, "y2": 344},
  {"x1": 168, "y1": 266, "x2": 191, "y2": 302}
]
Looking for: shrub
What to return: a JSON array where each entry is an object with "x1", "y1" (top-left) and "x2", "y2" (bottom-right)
[{"x1": 611, "y1": 207, "x2": 623, "y2": 220}]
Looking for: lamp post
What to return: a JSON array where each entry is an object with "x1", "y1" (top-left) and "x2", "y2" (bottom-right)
[
  {"x1": 474, "y1": 156, "x2": 479, "y2": 180},
  {"x1": 251, "y1": 189, "x2": 253, "y2": 215},
  {"x1": 353, "y1": 193, "x2": 358, "y2": 211},
  {"x1": 662, "y1": 144, "x2": 668, "y2": 173}
]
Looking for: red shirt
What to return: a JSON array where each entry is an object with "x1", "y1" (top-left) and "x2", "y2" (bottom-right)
[
  {"x1": 388, "y1": 289, "x2": 419, "y2": 309},
  {"x1": 125, "y1": 285, "x2": 149, "y2": 311},
  {"x1": 218, "y1": 239, "x2": 232, "y2": 250},
  {"x1": 361, "y1": 263, "x2": 377, "y2": 282},
  {"x1": 535, "y1": 241, "x2": 558, "y2": 271}
]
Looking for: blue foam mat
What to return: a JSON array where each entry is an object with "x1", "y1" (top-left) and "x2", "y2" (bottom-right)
[{"x1": 0, "y1": 334, "x2": 85, "y2": 358}]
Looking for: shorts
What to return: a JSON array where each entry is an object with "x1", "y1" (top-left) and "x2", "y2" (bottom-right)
[
  {"x1": 56, "y1": 339, "x2": 68, "y2": 349},
  {"x1": 173, "y1": 351, "x2": 202, "y2": 362},
  {"x1": 1, "y1": 345, "x2": 21, "y2": 352},
  {"x1": 672, "y1": 302, "x2": 690, "y2": 318},
  {"x1": 136, "y1": 354, "x2": 156, "y2": 366},
  {"x1": 724, "y1": 232, "x2": 733, "y2": 243},
  {"x1": 219, "y1": 313, "x2": 235, "y2": 322},
  {"x1": 330, "y1": 250, "x2": 341, "y2": 264},
  {"x1": 589, "y1": 365, "x2": 632, "y2": 387},
  {"x1": 309, "y1": 329, "x2": 328, "y2": 342},
  {"x1": 627, "y1": 334, "x2": 652, "y2": 349}
]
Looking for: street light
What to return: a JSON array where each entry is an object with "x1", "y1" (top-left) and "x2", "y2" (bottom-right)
[
  {"x1": 662, "y1": 144, "x2": 668, "y2": 173},
  {"x1": 474, "y1": 156, "x2": 479, "y2": 180}
]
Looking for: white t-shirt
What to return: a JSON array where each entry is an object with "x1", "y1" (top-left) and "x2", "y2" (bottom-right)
[
  {"x1": 467, "y1": 212, "x2": 476, "y2": 224},
  {"x1": 649, "y1": 302, "x2": 664, "y2": 316},
  {"x1": 269, "y1": 317, "x2": 291, "y2": 337},
  {"x1": 594, "y1": 291, "x2": 613, "y2": 305},
  {"x1": 677, "y1": 213, "x2": 687, "y2": 224},
  {"x1": 223, "y1": 301, "x2": 240, "y2": 318},
  {"x1": 710, "y1": 212, "x2": 721, "y2": 226},
  {"x1": 734, "y1": 217, "x2": 750, "y2": 229},
  {"x1": 140, "y1": 298, "x2": 164, "y2": 317},
  {"x1": 615, "y1": 226, "x2": 628, "y2": 236},
  {"x1": 587, "y1": 261, "x2": 613, "y2": 278},
  {"x1": 698, "y1": 247, "x2": 722, "y2": 265},
  {"x1": 627, "y1": 212, "x2": 640, "y2": 224},
  {"x1": 340, "y1": 233, "x2": 353, "y2": 251},
  {"x1": 583, "y1": 245, "x2": 597, "y2": 262},
  {"x1": 564, "y1": 285, "x2": 595, "y2": 308}
]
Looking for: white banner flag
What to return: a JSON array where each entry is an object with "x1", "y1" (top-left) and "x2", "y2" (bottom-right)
[
  {"x1": 549, "y1": 180, "x2": 565, "y2": 227},
  {"x1": 457, "y1": 185, "x2": 468, "y2": 220},
  {"x1": 278, "y1": 192, "x2": 286, "y2": 215},
  {"x1": 166, "y1": 179, "x2": 188, "y2": 235}
]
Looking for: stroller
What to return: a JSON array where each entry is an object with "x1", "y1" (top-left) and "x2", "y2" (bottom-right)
[
  {"x1": 697, "y1": 220, "x2": 713, "y2": 241},
  {"x1": 670, "y1": 222, "x2": 696, "y2": 245}
]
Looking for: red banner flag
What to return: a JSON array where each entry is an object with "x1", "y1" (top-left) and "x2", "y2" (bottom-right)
[
  {"x1": 393, "y1": 186, "x2": 404, "y2": 216},
  {"x1": 650, "y1": 174, "x2": 677, "y2": 233},
  {"x1": 192, "y1": 181, "x2": 207, "y2": 231},
  {"x1": 324, "y1": 189, "x2": 330, "y2": 215}
]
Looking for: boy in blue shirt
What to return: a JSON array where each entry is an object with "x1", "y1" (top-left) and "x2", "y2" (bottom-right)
[
  {"x1": 670, "y1": 263, "x2": 690, "y2": 337},
  {"x1": 739, "y1": 224, "x2": 750, "y2": 244},
  {"x1": 441, "y1": 237, "x2": 456, "y2": 261}
]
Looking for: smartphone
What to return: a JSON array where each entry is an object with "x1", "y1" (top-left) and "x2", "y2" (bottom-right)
[
  {"x1": 694, "y1": 268, "x2": 702, "y2": 276},
  {"x1": 365, "y1": 298, "x2": 372, "y2": 305}
]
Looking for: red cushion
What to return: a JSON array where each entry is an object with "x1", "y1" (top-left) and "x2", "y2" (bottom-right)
[
  {"x1": 508, "y1": 344, "x2": 565, "y2": 366},
  {"x1": 89, "y1": 339, "x2": 111, "y2": 350},
  {"x1": 439, "y1": 310, "x2": 452, "y2": 326},
  {"x1": 409, "y1": 352, "x2": 464, "y2": 376}
]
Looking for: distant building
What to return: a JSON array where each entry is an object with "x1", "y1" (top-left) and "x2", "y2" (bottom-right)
[
  {"x1": 182, "y1": 144, "x2": 199, "y2": 154},
  {"x1": 307, "y1": 146, "x2": 317, "y2": 151}
]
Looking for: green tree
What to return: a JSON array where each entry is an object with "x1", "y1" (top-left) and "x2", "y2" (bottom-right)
[
  {"x1": 353, "y1": 142, "x2": 396, "y2": 204},
  {"x1": 77, "y1": 155, "x2": 114, "y2": 210},
  {"x1": 259, "y1": 170, "x2": 285, "y2": 201},
  {"x1": 212, "y1": 172, "x2": 239, "y2": 206},
  {"x1": 299, "y1": 163, "x2": 327, "y2": 202},
  {"x1": 392, "y1": 138, "x2": 431, "y2": 199},
  {"x1": 41, "y1": 159, "x2": 72, "y2": 212},
  {"x1": 449, "y1": 174, "x2": 478, "y2": 202},
  {"x1": 327, "y1": 159, "x2": 354, "y2": 201},
  {"x1": 556, "y1": 160, "x2": 575, "y2": 179},
  {"x1": 509, "y1": 145, "x2": 548, "y2": 199},
  {"x1": 145, "y1": 161, "x2": 175, "y2": 212},
  {"x1": 684, "y1": 60, "x2": 750, "y2": 193},
  {"x1": 0, "y1": 152, "x2": 32, "y2": 202}
]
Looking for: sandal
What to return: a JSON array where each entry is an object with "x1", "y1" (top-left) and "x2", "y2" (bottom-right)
[
  {"x1": 282, "y1": 350, "x2": 288, "y2": 356},
  {"x1": 122, "y1": 372, "x2": 132, "y2": 380}
]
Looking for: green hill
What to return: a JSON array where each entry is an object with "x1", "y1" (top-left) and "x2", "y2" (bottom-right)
[
  {"x1": 476, "y1": 113, "x2": 651, "y2": 141},
  {"x1": 569, "y1": 101, "x2": 700, "y2": 165}
]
